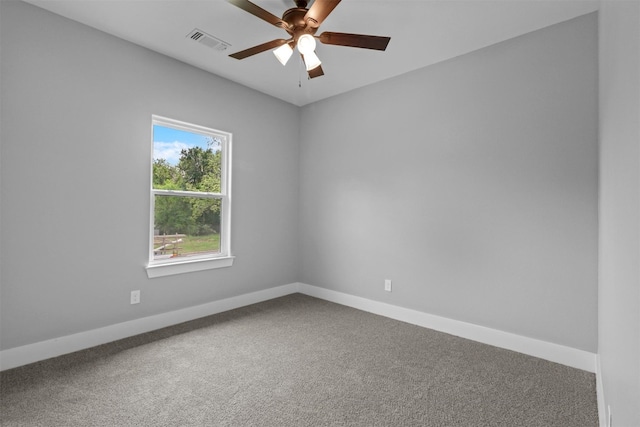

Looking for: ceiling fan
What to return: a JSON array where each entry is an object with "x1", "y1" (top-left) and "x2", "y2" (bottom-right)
[{"x1": 228, "y1": 0, "x2": 391, "y2": 79}]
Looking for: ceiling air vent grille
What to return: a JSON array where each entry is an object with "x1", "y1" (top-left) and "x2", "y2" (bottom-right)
[{"x1": 186, "y1": 29, "x2": 230, "y2": 52}]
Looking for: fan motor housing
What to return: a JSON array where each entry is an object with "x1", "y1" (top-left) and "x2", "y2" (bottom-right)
[{"x1": 282, "y1": 8, "x2": 318, "y2": 37}]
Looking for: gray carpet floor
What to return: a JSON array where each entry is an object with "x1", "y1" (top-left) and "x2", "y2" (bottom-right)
[{"x1": 1, "y1": 293, "x2": 598, "y2": 426}]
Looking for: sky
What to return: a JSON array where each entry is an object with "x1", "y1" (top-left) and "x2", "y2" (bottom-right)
[{"x1": 153, "y1": 125, "x2": 219, "y2": 166}]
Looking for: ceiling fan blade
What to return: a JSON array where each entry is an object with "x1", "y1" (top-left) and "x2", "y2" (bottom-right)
[
  {"x1": 229, "y1": 39, "x2": 289, "y2": 60},
  {"x1": 319, "y1": 32, "x2": 391, "y2": 51},
  {"x1": 308, "y1": 64, "x2": 324, "y2": 79},
  {"x1": 304, "y1": 0, "x2": 341, "y2": 28},
  {"x1": 228, "y1": 0, "x2": 288, "y2": 29}
]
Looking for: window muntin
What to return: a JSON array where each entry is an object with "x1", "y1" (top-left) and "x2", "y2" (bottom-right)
[{"x1": 149, "y1": 116, "x2": 231, "y2": 268}]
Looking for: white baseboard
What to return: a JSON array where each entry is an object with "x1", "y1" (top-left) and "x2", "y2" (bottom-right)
[
  {"x1": 297, "y1": 283, "x2": 597, "y2": 373},
  {"x1": 1, "y1": 282, "x2": 597, "y2": 375},
  {"x1": 596, "y1": 355, "x2": 607, "y2": 427},
  {"x1": 0, "y1": 283, "x2": 299, "y2": 371}
]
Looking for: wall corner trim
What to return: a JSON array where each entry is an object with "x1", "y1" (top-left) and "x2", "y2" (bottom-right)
[{"x1": 596, "y1": 354, "x2": 607, "y2": 427}]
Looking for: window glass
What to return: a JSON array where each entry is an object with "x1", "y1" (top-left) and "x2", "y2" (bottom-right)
[
  {"x1": 150, "y1": 117, "x2": 231, "y2": 268},
  {"x1": 153, "y1": 196, "x2": 221, "y2": 260}
]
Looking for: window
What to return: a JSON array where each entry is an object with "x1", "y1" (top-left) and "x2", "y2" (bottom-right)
[{"x1": 146, "y1": 115, "x2": 233, "y2": 278}]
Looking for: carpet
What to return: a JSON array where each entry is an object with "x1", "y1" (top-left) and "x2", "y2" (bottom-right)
[{"x1": 0, "y1": 293, "x2": 598, "y2": 426}]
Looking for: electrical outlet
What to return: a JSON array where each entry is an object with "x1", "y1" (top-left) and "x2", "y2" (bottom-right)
[
  {"x1": 384, "y1": 279, "x2": 392, "y2": 292},
  {"x1": 130, "y1": 290, "x2": 140, "y2": 305}
]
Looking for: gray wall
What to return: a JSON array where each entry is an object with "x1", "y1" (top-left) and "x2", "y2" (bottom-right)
[
  {"x1": 0, "y1": 0, "x2": 300, "y2": 350},
  {"x1": 299, "y1": 13, "x2": 598, "y2": 352},
  {"x1": 598, "y1": 1, "x2": 640, "y2": 425},
  {"x1": 5, "y1": 1, "x2": 639, "y2": 422},
  {"x1": 1, "y1": 2, "x2": 600, "y2": 357}
]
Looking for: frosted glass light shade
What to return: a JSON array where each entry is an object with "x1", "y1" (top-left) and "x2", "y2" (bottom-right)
[
  {"x1": 297, "y1": 34, "x2": 316, "y2": 55},
  {"x1": 303, "y1": 51, "x2": 322, "y2": 71},
  {"x1": 273, "y1": 43, "x2": 293, "y2": 66}
]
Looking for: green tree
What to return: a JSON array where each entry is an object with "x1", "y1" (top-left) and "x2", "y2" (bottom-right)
[
  {"x1": 154, "y1": 181, "x2": 193, "y2": 235},
  {"x1": 153, "y1": 143, "x2": 223, "y2": 236},
  {"x1": 153, "y1": 159, "x2": 182, "y2": 188},
  {"x1": 178, "y1": 147, "x2": 219, "y2": 187}
]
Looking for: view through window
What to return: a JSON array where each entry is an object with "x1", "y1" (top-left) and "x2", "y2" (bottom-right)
[{"x1": 150, "y1": 116, "x2": 231, "y2": 265}]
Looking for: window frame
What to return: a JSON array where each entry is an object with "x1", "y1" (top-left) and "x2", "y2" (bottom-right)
[{"x1": 146, "y1": 115, "x2": 233, "y2": 278}]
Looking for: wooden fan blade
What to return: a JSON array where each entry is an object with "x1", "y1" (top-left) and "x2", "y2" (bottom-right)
[
  {"x1": 228, "y1": 0, "x2": 288, "y2": 29},
  {"x1": 299, "y1": 53, "x2": 324, "y2": 78},
  {"x1": 229, "y1": 39, "x2": 289, "y2": 60},
  {"x1": 308, "y1": 64, "x2": 324, "y2": 79},
  {"x1": 319, "y1": 32, "x2": 390, "y2": 51},
  {"x1": 304, "y1": 0, "x2": 341, "y2": 28}
]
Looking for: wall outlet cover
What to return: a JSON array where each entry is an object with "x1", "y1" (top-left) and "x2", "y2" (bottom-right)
[{"x1": 130, "y1": 290, "x2": 141, "y2": 305}]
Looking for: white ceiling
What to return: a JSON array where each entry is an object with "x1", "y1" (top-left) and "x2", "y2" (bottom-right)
[{"x1": 23, "y1": 0, "x2": 598, "y2": 106}]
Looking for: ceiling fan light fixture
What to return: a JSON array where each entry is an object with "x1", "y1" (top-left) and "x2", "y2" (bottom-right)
[
  {"x1": 297, "y1": 34, "x2": 316, "y2": 55},
  {"x1": 273, "y1": 43, "x2": 293, "y2": 65},
  {"x1": 228, "y1": 0, "x2": 392, "y2": 79},
  {"x1": 303, "y1": 51, "x2": 322, "y2": 71}
]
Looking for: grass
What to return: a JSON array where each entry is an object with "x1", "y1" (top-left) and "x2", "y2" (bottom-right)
[
  {"x1": 180, "y1": 233, "x2": 220, "y2": 254},
  {"x1": 155, "y1": 233, "x2": 220, "y2": 256}
]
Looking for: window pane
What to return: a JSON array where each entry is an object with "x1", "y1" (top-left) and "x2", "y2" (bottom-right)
[
  {"x1": 152, "y1": 124, "x2": 222, "y2": 193},
  {"x1": 153, "y1": 195, "x2": 221, "y2": 261}
]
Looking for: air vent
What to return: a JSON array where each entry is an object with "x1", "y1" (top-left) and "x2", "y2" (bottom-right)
[{"x1": 186, "y1": 29, "x2": 230, "y2": 52}]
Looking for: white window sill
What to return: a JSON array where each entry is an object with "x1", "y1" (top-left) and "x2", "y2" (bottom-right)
[{"x1": 146, "y1": 256, "x2": 235, "y2": 278}]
